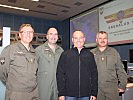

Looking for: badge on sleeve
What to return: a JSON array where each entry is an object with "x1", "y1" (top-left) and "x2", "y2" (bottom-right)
[{"x1": 0, "y1": 57, "x2": 5, "y2": 65}]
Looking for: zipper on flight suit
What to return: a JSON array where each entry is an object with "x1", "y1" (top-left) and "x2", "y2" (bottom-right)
[{"x1": 106, "y1": 56, "x2": 107, "y2": 67}]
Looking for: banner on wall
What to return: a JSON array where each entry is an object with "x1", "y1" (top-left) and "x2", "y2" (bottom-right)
[{"x1": 99, "y1": 0, "x2": 133, "y2": 45}]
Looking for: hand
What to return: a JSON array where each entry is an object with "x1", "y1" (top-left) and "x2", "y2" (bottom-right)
[
  {"x1": 90, "y1": 96, "x2": 96, "y2": 100},
  {"x1": 59, "y1": 96, "x2": 65, "y2": 100},
  {"x1": 118, "y1": 88, "x2": 125, "y2": 93}
]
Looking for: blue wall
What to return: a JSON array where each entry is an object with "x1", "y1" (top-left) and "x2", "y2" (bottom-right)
[
  {"x1": 112, "y1": 43, "x2": 133, "y2": 61},
  {"x1": 0, "y1": 12, "x2": 62, "y2": 33},
  {"x1": 0, "y1": 12, "x2": 70, "y2": 50},
  {"x1": 61, "y1": 19, "x2": 70, "y2": 50}
]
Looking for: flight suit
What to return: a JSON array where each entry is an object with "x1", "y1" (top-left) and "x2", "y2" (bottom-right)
[
  {"x1": 35, "y1": 41, "x2": 63, "y2": 100},
  {"x1": 91, "y1": 46, "x2": 127, "y2": 100},
  {"x1": 0, "y1": 42, "x2": 40, "y2": 100}
]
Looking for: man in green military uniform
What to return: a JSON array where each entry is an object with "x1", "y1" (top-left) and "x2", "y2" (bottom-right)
[
  {"x1": 0, "y1": 24, "x2": 40, "y2": 100},
  {"x1": 91, "y1": 31, "x2": 127, "y2": 100},
  {"x1": 35, "y1": 27, "x2": 63, "y2": 100}
]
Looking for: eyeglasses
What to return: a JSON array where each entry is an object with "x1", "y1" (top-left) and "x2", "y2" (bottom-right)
[{"x1": 20, "y1": 31, "x2": 34, "y2": 34}]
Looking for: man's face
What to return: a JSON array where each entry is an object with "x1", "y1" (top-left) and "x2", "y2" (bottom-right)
[
  {"x1": 96, "y1": 33, "x2": 108, "y2": 47},
  {"x1": 46, "y1": 28, "x2": 58, "y2": 44},
  {"x1": 72, "y1": 31, "x2": 85, "y2": 49},
  {"x1": 19, "y1": 26, "x2": 34, "y2": 44}
]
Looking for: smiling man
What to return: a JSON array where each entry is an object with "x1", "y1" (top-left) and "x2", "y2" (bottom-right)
[
  {"x1": 91, "y1": 31, "x2": 127, "y2": 100},
  {"x1": 56, "y1": 30, "x2": 98, "y2": 100},
  {"x1": 35, "y1": 27, "x2": 63, "y2": 100}
]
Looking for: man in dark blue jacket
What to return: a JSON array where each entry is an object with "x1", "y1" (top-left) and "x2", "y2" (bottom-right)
[{"x1": 56, "y1": 30, "x2": 98, "y2": 100}]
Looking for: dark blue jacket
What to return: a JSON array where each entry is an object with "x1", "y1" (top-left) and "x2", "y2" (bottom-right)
[{"x1": 56, "y1": 47, "x2": 98, "y2": 97}]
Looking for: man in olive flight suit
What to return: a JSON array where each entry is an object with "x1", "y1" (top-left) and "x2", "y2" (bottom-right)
[
  {"x1": 35, "y1": 27, "x2": 63, "y2": 100},
  {"x1": 0, "y1": 24, "x2": 40, "y2": 100},
  {"x1": 91, "y1": 31, "x2": 127, "y2": 100}
]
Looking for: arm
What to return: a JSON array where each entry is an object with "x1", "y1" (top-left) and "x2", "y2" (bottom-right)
[
  {"x1": 56, "y1": 52, "x2": 66, "y2": 97},
  {"x1": 90, "y1": 52, "x2": 98, "y2": 97},
  {"x1": 115, "y1": 51, "x2": 127, "y2": 91},
  {"x1": 0, "y1": 46, "x2": 10, "y2": 85},
  {"x1": 35, "y1": 47, "x2": 40, "y2": 64}
]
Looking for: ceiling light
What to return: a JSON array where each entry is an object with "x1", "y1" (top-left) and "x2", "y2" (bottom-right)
[
  {"x1": 32, "y1": 0, "x2": 39, "y2": 1},
  {"x1": 0, "y1": 4, "x2": 29, "y2": 11}
]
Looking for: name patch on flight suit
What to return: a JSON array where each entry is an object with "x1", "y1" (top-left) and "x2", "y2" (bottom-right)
[
  {"x1": 0, "y1": 57, "x2": 5, "y2": 65},
  {"x1": 17, "y1": 51, "x2": 24, "y2": 55},
  {"x1": 44, "y1": 48, "x2": 52, "y2": 58}
]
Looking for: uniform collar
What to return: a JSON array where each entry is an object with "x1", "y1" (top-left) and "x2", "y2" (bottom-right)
[
  {"x1": 96, "y1": 46, "x2": 110, "y2": 53},
  {"x1": 17, "y1": 42, "x2": 35, "y2": 53},
  {"x1": 43, "y1": 41, "x2": 61, "y2": 53}
]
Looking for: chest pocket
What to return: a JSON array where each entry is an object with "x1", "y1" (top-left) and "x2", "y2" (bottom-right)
[
  {"x1": 25, "y1": 53, "x2": 37, "y2": 73},
  {"x1": 25, "y1": 53, "x2": 36, "y2": 64},
  {"x1": 42, "y1": 49, "x2": 54, "y2": 63},
  {"x1": 10, "y1": 52, "x2": 36, "y2": 72},
  {"x1": 10, "y1": 52, "x2": 27, "y2": 67}
]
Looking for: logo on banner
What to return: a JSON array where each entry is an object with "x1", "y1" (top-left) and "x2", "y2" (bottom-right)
[{"x1": 104, "y1": 8, "x2": 133, "y2": 23}]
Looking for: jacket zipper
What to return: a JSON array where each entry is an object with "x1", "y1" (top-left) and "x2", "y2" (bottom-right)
[{"x1": 79, "y1": 53, "x2": 81, "y2": 97}]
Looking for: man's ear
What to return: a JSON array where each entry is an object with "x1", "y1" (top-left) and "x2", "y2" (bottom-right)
[
  {"x1": 96, "y1": 38, "x2": 98, "y2": 43},
  {"x1": 19, "y1": 33, "x2": 21, "y2": 38},
  {"x1": 72, "y1": 37, "x2": 74, "y2": 43},
  {"x1": 46, "y1": 34, "x2": 48, "y2": 40},
  {"x1": 84, "y1": 37, "x2": 86, "y2": 42}
]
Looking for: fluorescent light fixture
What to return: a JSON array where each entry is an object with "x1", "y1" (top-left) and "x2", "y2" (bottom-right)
[
  {"x1": 0, "y1": 4, "x2": 29, "y2": 11},
  {"x1": 32, "y1": 0, "x2": 39, "y2": 1}
]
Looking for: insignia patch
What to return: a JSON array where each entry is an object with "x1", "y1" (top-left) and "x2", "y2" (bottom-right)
[
  {"x1": 101, "y1": 57, "x2": 105, "y2": 61},
  {"x1": 45, "y1": 49, "x2": 49, "y2": 51},
  {"x1": 17, "y1": 51, "x2": 24, "y2": 54},
  {"x1": 44, "y1": 49, "x2": 50, "y2": 54},
  {"x1": 30, "y1": 58, "x2": 33, "y2": 63},
  {"x1": 0, "y1": 57, "x2": 5, "y2": 65}
]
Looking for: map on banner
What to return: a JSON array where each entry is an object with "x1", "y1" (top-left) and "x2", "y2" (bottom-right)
[{"x1": 70, "y1": 10, "x2": 98, "y2": 47}]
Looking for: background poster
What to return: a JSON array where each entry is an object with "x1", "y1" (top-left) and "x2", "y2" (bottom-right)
[{"x1": 99, "y1": 0, "x2": 133, "y2": 45}]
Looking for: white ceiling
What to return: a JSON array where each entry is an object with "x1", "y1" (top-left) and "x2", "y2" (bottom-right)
[{"x1": 0, "y1": 0, "x2": 110, "y2": 21}]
